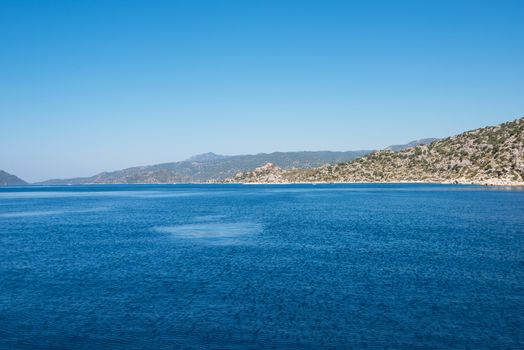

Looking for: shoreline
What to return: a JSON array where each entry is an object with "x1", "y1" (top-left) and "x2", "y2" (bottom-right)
[
  {"x1": 4, "y1": 180, "x2": 524, "y2": 187},
  {"x1": 226, "y1": 180, "x2": 524, "y2": 187}
]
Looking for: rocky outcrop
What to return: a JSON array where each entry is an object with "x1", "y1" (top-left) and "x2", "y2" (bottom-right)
[{"x1": 227, "y1": 163, "x2": 288, "y2": 183}]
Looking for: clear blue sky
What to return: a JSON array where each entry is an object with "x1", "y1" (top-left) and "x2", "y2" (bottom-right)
[{"x1": 1, "y1": 0, "x2": 523, "y2": 182}]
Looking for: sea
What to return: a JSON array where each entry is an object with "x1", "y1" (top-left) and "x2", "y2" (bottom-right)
[{"x1": 0, "y1": 184, "x2": 523, "y2": 349}]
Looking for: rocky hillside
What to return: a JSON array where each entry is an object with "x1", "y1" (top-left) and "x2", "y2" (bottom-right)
[
  {"x1": 0, "y1": 170, "x2": 27, "y2": 186},
  {"x1": 228, "y1": 117, "x2": 524, "y2": 186}
]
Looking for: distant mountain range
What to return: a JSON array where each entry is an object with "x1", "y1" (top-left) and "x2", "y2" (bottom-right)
[
  {"x1": 6, "y1": 118, "x2": 522, "y2": 186},
  {"x1": 385, "y1": 138, "x2": 440, "y2": 152},
  {"x1": 1, "y1": 139, "x2": 439, "y2": 185},
  {"x1": 36, "y1": 150, "x2": 373, "y2": 184},
  {"x1": 185, "y1": 152, "x2": 231, "y2": 162},
  {"x1": 228, "y1": 117, "x2": 524, "y2": 186},
  {"x1": 0, "y1": 170, "x2": 27, "y2": 186}
]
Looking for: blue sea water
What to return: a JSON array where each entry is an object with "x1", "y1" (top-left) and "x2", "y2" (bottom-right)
[{"x1": 0, "y1": 184, "x2": 523, "y2": 349}]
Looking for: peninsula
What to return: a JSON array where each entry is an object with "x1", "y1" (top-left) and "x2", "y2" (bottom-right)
[{"x1": 227, "y1": 117, "x2": 524, "y2": 186}]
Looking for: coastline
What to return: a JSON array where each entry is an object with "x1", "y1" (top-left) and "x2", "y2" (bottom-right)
[
  {"x1": 5, "y1": 179, "x2": 524, "y2": 187},
  {"x1": 226, "y1": 179, "x2": 524, "y2": 187}
]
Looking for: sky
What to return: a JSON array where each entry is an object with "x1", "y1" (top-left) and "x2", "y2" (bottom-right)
[{"x1": 1, "y1": 0, "x2": 523, "y2": 182}]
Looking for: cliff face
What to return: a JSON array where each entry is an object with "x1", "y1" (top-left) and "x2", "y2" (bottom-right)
[{"x1": 229, "y1": 117, "x2": 524, "y2": 186}]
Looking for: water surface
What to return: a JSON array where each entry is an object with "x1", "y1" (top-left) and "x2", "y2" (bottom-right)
[{"x1": 1, "y1": 184, "x2": 523, "y2": 349}]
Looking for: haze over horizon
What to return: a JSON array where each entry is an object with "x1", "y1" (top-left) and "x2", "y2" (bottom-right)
[{"x1": 1, "y1": 0, "x2": 523, "y2": 182}]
